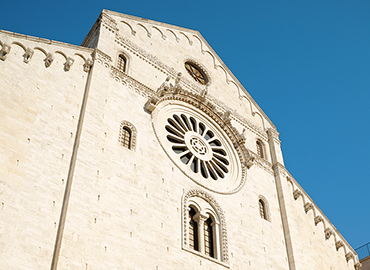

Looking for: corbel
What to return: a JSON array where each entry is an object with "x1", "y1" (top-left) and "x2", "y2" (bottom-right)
[
  {"x1": 293, "y1": 189, "x2": 302, "y2": 200},
  {"x1": 243, "y1": 155, "x2": 255, "y2": 169},
  {"x1": 0, "y1": 43, "x2": 11, "y2": 61},
  {"x1": 335, "y1": 240, "x2": 344, "y2": 250},
  {"x1": 23, "y1": 47, "x2": 34, "y2": 63},
  {"x1": 345, "y1": 252, "x2": 354, "y2": 262},
  {"x1": 354, "y1": 262, "x2": 362, "y2": 270},
  {"x1": 144, "y1": 95, "x2": 159, "y2": 113},
  {"x1": 44, "y1": 53, "x2": 54, "y2": 67},
  {"x1": 304, "y1": 202, "x2": 314, "y2": 213},
  {"x1": 324, "y1": 228, "x2": 333, "y2": 240},
  {"x1": 64, "y1": 57, "x2": 74, "y2": 71},
  {"x1": 84, "y1": 58, "x2": 93, "y2": 72},
  {"x1": 314, "y1": 216, "x2": 323, "y2": 225}
]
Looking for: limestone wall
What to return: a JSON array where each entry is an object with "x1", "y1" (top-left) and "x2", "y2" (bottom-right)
[{"x1": 0, "y1": 32, "x2": 93, "y2": 269}]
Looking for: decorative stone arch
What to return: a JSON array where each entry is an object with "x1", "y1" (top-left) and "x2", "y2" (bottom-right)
[
  {"x1": 182, "y1": 189, "x2": 228, "y2": 263},
  {"x1": 118, "y1": 120, "x2": 137, "y2": 151},
  {"x1": 258, "y1": 195, "x2": 271, "y2": 222}
]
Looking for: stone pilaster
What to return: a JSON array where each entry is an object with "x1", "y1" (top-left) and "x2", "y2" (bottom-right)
[{"x1": 268, "y1": 128, "x2": 296, "y2": 270}]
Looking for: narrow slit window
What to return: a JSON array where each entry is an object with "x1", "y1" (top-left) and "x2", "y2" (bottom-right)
[
  {"x1": 204, "y1": 218, "x2": 214, "y2": 258},
  {"x1": 189, "y1": 207, "x2": 199, "y2": 251},
  {"x1": 117, "y1": 54, "x2": 127, "y2": 72},
  {"x1": 121, "y1": 127, "x2": 131, "y2": 149},
  {"x1": 259, "y1": 199, "x2": 267, "y2": 220},
  {"x1": 119, "y1": 121, "x2": 137, "y2": 151},
  {"x1": 256, "y1": 140, "x2": 264, "y2": 158}
]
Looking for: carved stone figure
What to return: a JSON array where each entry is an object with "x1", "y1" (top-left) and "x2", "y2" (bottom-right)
[
  {"x1": 156, "y1": 75, "x2": 172, "y2": 96},
  {"x1": 173, "y1": 72, "x2": 182, "y2": 94}
]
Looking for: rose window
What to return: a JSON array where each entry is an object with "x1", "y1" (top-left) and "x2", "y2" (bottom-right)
[
  {"x1": 152, "y1": 102, "x2": 243, "y2": 194},
  {"x1": 165, "y1": 114, "x2": 229, "y2": 180}
]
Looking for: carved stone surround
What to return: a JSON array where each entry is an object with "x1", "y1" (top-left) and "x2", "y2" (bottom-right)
[
  {"x1": 282, "y1": 164, "x2": 360, "y2": 267},
  {"x1": 182, "y1": 189, "x2": 229, "y2": 263},
  {"x1": 146, "y1": 82, "x2": 251, "y2": 195}
]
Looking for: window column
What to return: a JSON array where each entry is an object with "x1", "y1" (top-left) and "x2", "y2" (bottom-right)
[
  {"x1": 212, "y1": 220, "x2": 221, "y2": 260},
  {"x1": 194, "y1": 212, "x2": 207, "y2": 254}
]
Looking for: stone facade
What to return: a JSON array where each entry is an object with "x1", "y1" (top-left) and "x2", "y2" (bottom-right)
[{"x1": 0, "y1": 9, "x2": 361, "y2": 270}]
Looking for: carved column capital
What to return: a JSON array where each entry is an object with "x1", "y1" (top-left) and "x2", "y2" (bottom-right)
[
  {"x1": 354, "y1": 262, "x2": 362, "y2": 270},
  {"x1": 267, "y1": 128, "x2": 280, "y2": 142}
]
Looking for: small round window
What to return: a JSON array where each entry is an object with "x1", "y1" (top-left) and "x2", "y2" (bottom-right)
[{"x1": 185, "y1": 62, "x2": 208, "y2": 85}]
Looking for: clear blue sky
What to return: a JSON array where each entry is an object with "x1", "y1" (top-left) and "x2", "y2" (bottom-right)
[{"x1": 2, "y1": 0, "x2": 369, "y2": 251}]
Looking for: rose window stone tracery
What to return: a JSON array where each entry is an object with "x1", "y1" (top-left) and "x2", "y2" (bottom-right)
[
  {"x1": 165, "y1": 114, "x2": 229, "y2": 180},
  {"x1": 152, "y1": 101, "x2": 244, "y2": 194}
]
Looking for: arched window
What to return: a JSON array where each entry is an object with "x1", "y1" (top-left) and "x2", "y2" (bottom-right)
[
  {"x1": 204, "y1": 217, "x2": 214, "y2": 258},
  {"x1": 256, "y1": 140, "x2": 264, "y2": 158},
  {"x1": 119, "y1": 121, "x2": 137, "y2": 151},
  {"x1": 258, "y1": 196, "x2": 270, "y2": 222},
  {"x1": 183, "y1": 190, "x2": 229, "y2": 263},
  {"x1": 121, "y1": 127, "x2": 131, "y2": 149},
  {"x1": 259, "y1": 199, "x2": 267, "y2": 220},
  {"x1": 188, "y1": 207, "x2": 199, "y2": 251},
  {"x1": 117, "y1": 54, "x2": 127, "y2": 72}
]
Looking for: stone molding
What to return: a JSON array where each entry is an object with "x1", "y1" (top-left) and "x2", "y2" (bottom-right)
[
  {"x1": 110, "y1": 66, "x2": 154, "y2": 98},
  {"x1": 267, "y1": 128, "x2": 281, "y2": 145},
  {"x1": 101, "y1": 12, "x2": 118, "y2": 33},
  {"x1": 94, "y1": 49, "x2": 112, "y2": 68},
  {"x1": 249, "y1": 151, "x2": 273, "y2": 175},
  {"x1": 182, "y1": 189, "x2": 229, "y2": 263},
  {"x1": 282, "y1": 165, "x2": 361, "y2": 267}
]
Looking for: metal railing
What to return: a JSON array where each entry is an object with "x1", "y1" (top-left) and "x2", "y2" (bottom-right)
[{"x1": 355, "y1": 242, "x2": 370, "y2": 260}]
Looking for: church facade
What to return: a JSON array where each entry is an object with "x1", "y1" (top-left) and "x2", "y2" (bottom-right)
[{"x1": 0, "y1": 10, "x2": 361, "y2": 270}]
